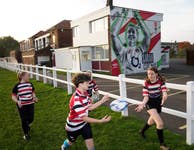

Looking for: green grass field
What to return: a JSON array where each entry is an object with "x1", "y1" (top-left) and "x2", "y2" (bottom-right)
[{"x1": 0, "y1": 68, "x2": 194, "y2": 150}]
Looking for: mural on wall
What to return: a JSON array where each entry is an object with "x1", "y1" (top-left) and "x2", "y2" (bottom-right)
[{"x1": 110, "y1": 7, "x2": 163, "y2": 75}]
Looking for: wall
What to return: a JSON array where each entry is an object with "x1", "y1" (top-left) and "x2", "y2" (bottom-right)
[
  {"x1": 110, "y1": 6, "x2": 163, "y2": 75},
  {"x1": 58, "y1": 29, "x2": 72, "y2": 48},
  {"x1": 70, "y1": 48, "x2": 80, "y2": 71},
  {"x1": 54, "y1": 48, "x2": 73, "y2": 69},
  {"x1": 21, "y1": 50, "x2": 35, "y2": 65},
  {"x1": 35, "y1": 46, "x2": 52, "y2": 66},
  {"x1": 71, "y1": 7, "x2": 110, "y2": 47},
  {"x1": 10, "y1": 50, "x2": 22, "y2": 63},
  {"x1": 92, "y1": 60, "x2": 111, "y2": 72},
  {"x1": 187, "y1": 50, "x2": 194, "y2": 65}
]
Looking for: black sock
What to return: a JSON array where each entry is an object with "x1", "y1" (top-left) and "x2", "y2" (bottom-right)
[
  {"x1": 141, "y1": 123, "x2": 150, "y2": 133},
  {"x1": 157, "y1": 129, "x2": 164, "y2": 144}
]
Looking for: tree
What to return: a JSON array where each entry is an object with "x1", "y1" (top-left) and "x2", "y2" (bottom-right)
[
  {"x1": 0, "y1": 36, "x2": 19, "y2": 57},
  {"x1": 178, "y1": 41, "x2": 191, "y2": 50}
]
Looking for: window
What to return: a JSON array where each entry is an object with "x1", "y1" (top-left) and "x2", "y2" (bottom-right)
[
  {"x1": 39, "y1": 39, "x2": 42, "y2": 49},
  {"x1": 43, "y1": 38, "x2": 46, "y2": 48},
  {"x1": 24, "y1": 40, "x2": 30, "y2": 51},
  {"x1": 73, "y1": 26, "x2": 79, "y2": 37},
  {"x1": 92, "y1": 45, "x2": 109, "y2": 60},
  {"x1": 45, "y1": 37, "x2": 49, "y2": 47},
  {"x1": 35, "y1": 40, "x2": 38, "y2": 51},
  {"x1": 90, "y1": 17, "x2": 108, "y2": 33},
  {"x1": 52, "y1": 35, "x2": 56, "y2": 44}
]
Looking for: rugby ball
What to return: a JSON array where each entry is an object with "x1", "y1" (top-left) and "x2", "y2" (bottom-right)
[{"x1": 110, "y1": 99, "x2": 128, "y2": 112}]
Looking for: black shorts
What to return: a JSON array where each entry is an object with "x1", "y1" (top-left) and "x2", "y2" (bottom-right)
[
  {"x1": 146, "y1": 97, "x2": 162, "y2": 113},
  {"x1": 66, "y1": 123, "x2": 93, "y2": 143}
]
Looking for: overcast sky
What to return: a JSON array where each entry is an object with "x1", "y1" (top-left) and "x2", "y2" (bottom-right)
[{"x1": 0, "y1": 0, "x2": 194, "y2": 43}]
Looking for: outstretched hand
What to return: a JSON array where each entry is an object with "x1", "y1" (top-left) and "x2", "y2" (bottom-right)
[
  {"x1": 102, "y1": 95, "x2": 109, "y2": 103},
  {"x1": 101, "y1": 115, "x2": 111, "y2": 123},
  {"x1": 135, "y1": 103, "x2": 144, "y2": 112},
  {"x1": 161, "y1": 92, "x2": 168, "y2": 106}
]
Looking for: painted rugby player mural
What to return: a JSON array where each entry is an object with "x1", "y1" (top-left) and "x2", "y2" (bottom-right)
[{"x1": 110, "y1": 7, "x2": 163, "y2": 75}]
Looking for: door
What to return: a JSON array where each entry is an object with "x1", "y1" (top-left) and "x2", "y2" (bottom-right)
[
  {"x1": 71, "y1": 49, "x2": 80, "y2": 71},
  {"x1": 80, "y1": 48, "x2": 92, "y2": 71}
]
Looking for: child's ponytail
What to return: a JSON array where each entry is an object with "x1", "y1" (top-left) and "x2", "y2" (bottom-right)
[{"x1": 17, "y1": 72, "x2": 26, "y2": 82}]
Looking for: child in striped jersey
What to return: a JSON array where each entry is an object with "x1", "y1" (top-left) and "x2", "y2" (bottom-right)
[
  {"x1": 12, "y1": 72, "x2": 38, "y2": 140},
  {"x1": 85, "y1": 71, "x2": 99, "y2": 101},
  {"x1": 135, "y1": 67, "x2": 170, "y2": 150},
  {"x1": 61, "y1": 73, "x2": 111, "y2": 150}
]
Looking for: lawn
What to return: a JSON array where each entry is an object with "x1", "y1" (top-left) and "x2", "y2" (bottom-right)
[{"x1": 0, "y1": 68, "x2": 194, "y2": 150}]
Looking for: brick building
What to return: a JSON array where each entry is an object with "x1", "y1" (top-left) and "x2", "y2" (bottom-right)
[
  {"x1": 34, "y1": 20, "x2": 72, "y2": 66},
  {"x1": 19, "y1": 20, "x2": 72, "y2": 66},
  {"x1": 19, "y1": 31, "x2": 44, "y2": 65}
]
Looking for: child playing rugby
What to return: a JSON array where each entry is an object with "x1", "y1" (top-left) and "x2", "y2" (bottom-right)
[
  {"x1": 61, "y1": 73, "x2": 111, "y2": 150},
  {"x1": 135, "y1": 67, "x2": 170, "y2": 150},
  {"x1": 85, "y1": 70, "x2": 99, "y2": 100},
  {"x1": 11, "y1": 72, "x2": 38, "y2": 140}
]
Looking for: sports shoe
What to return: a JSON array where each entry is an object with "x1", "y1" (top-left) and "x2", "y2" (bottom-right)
[
  {"x1": 61, "y1": 144, "x2": 67, "y2": 150},
  {"x1": 160, "y1": 144, "x2": 171, "y2": 150},
  {"x1": 139, "y1": 130, "x2": 146, "y2": 138},
  {"x1": 23, "y1": 134, "x2": 30, "y2": 140}
]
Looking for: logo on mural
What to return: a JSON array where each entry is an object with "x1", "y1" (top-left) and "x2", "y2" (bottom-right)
[{"x1": 110, "y1": 7, "x2": 161, "y2": 75}]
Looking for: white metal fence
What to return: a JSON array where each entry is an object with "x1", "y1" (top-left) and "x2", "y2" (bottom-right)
[{"x1": 0, "y1": 61, "x2": 194, "y2": 145}]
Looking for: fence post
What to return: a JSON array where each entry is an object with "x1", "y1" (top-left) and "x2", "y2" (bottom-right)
[
  {"x1": 9, "y1": 63, "x2": 12, "y2": 71},
  {"x1": 5, "y1": 61, "x2": 8, "y2": 69},
  {"x1": 36, "y1": 65, "x2": 39, "y2": 81},
  {"x1": 17, "y1": 63, "x2": 20, "y2": 71},
  {"x1": 67, "y1": 71, "x2": 72, "y2": 94},
  {"x1": 14, "y1": 63, "x2": 17, "y2": 72},
  {"x1": 10, "y1": 63, "x2": 13, "y2": 71},
  {"x1": 43, "y1": 65, "x2": 47, "y2": 84},
  {"x1": 52, "y1": 67, "x2": 57, "y2": 88},
  {"x1": 7, "y1": 62, "x2": 10, "y2": 70},
  {"x1": 30, "y1": 65, "x2": 33, "y2": 78},
  {"x1": 21, "y1": 64, "x2": 24, "y2": 71},
  {"x1": 16, "y1": 63, "x2": 20, "y2": 72},
  {"x1": 26, "y1": 65, "x2": 28, "y2": 71},
  {"x1": 186, "y1": 81, "x2": 194, "y2": 145},
  {"x1": 12, "y1": 63, "x2": 15, "y2": 72},
  {"x1": 10, "y1": 63, "x2": 12, "y2": 71},
  {"x1": 119, "y1": 74, "x2": 128, "y2": 117}
]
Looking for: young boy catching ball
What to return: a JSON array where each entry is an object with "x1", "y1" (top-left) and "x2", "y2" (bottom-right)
[{"x1": 61, "y1": 73, "x2": 111, "y2": 150}]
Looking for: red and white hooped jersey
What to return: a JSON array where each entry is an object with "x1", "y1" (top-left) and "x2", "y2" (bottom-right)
[{"x1": 65, "y1": 89, "x2": 91, "y2": 132}]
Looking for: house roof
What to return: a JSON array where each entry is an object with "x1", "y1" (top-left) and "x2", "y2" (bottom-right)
[
  {"x1": 47, "y1": 20, "x2": 71, "y2": 31},
  {"x1": 30, "y1": 31, "x2": 46, "y2": 39}
]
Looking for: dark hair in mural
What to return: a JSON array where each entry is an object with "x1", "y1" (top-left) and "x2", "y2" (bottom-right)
[{"x1": 145, "y1": 66, "x2": 165, "y2": 83}]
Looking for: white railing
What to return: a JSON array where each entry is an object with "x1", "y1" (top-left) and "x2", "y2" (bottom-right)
[{"x1": 1, "y1": 61, "x2": 194, "y2": 145}]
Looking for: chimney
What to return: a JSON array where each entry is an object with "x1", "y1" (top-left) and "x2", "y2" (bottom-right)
[{"x1": 106, "y1": 0, "x2": 113, "y2": 7}]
